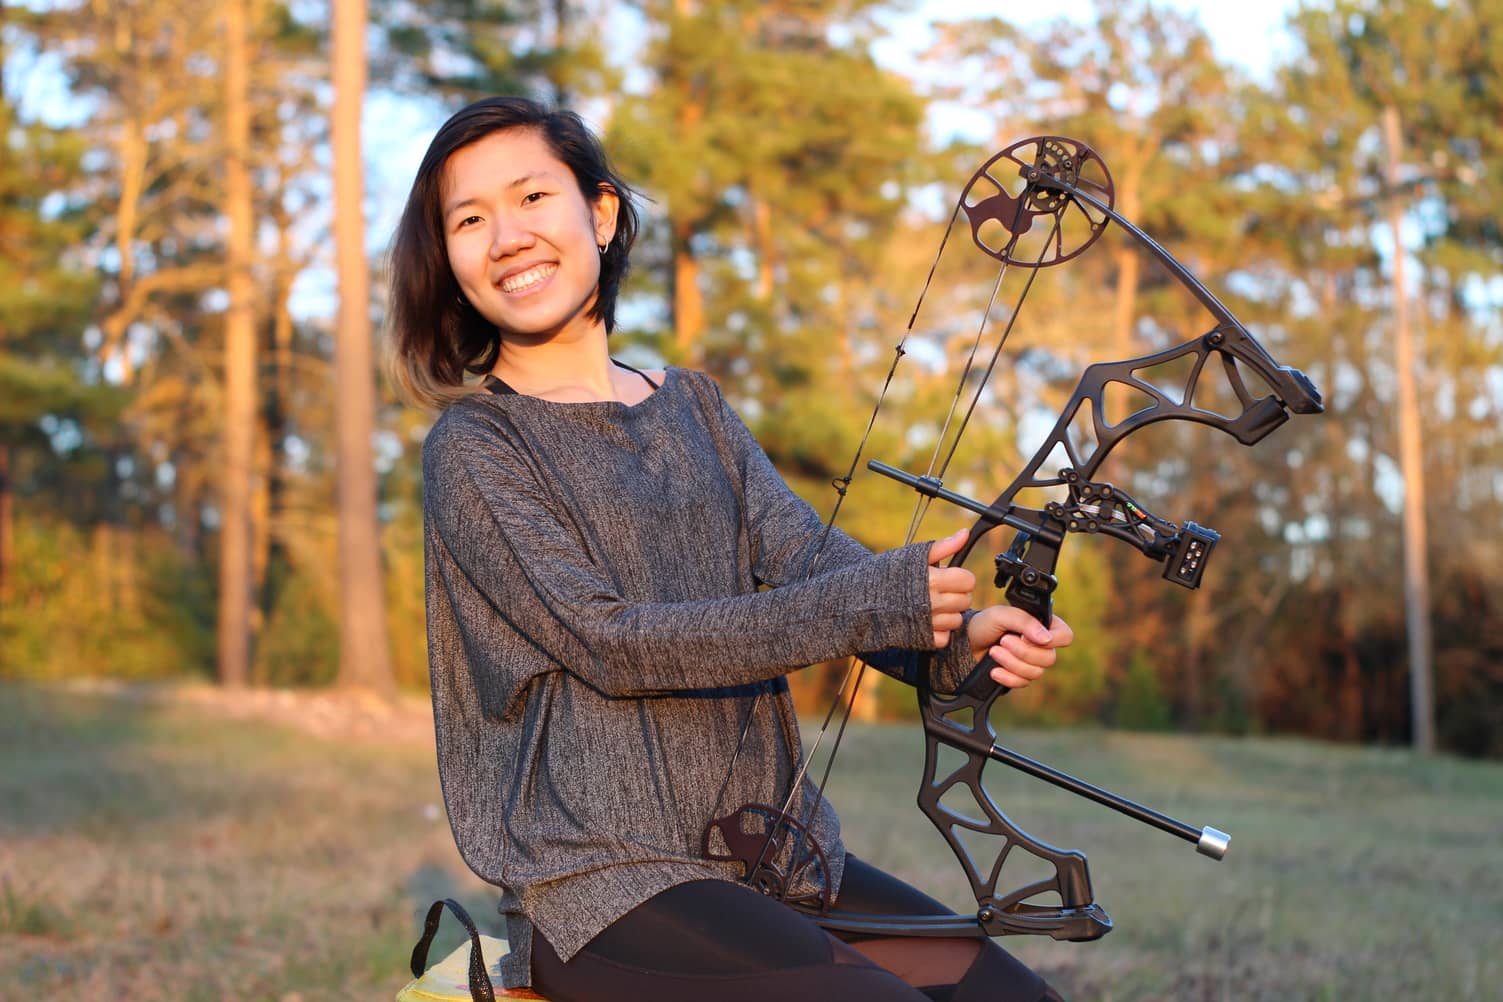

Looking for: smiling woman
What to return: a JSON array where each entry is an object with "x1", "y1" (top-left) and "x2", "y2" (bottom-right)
[
  {"x1": 386, "y1": 99, "x2": 640, "y2": 411},
  {"x1": 439, "y1": 130, "x2": 619, "y2": 371},
  {"x1": 384, "y1": 96, "x2": 1073, "y2": 1002}
]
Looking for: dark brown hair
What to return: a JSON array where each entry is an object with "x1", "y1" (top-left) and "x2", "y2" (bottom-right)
[{"x1": 386, "y1": 96, "x2": 640, "y2": 410}]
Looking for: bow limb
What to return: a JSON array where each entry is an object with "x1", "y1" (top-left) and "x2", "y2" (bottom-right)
[{"x1": 1027, "y1": 171, "x2": 1323, "y2": 418}]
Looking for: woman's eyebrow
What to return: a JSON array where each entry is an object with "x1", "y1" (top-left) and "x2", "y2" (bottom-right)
[
  {"x1": 443, "y1": 195, "x2": 481, "y2": 218},
  {"x1": 443, "y1": 171, "x2": 558, "y2": 217}
]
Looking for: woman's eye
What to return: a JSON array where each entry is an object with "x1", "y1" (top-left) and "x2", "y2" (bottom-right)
[
  {"x1": 523, "y1": 191, "x2": 547, "y2": 204},
  {"x1": 457, "y1": 215, "x2": 482, "y2": 229}
]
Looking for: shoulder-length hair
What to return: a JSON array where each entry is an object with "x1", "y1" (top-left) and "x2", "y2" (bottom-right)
[{"x1": 386, "y1": 96, "x2": 641, "y2": 411}]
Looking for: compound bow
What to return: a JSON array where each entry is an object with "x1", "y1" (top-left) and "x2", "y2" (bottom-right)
[{"x1": 706, "y1": 136, "x2": 1323, "y2": 942}]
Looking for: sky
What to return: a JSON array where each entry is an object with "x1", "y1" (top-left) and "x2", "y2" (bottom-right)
[
  {"x1": 360, "y1": 0, "x2": 1303, "y2": 297},
  {"x1": 4, "y1": 0, "x2": 1303, "y2": 322},
  {"x1": 872, "y1": 0, "x2": 1299, "y2": 80}
]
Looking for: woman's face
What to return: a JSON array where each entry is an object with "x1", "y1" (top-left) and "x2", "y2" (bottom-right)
[{"x1": 440, "y1": 128, "x2": 619, "y2": 346}]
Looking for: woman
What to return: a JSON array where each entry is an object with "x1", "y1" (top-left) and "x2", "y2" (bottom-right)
[{"x1": 389, "y1": 96, "x2": 1073, "y2": 1002}]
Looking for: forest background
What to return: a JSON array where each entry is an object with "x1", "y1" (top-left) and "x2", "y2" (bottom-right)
[{"x1": 2, "y1": 0, "x2": 1501, "y2": 760}]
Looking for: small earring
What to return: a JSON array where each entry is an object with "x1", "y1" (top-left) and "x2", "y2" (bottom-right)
[{"x1": 598, "y1": 241, "x2": 608, "y2": 254}]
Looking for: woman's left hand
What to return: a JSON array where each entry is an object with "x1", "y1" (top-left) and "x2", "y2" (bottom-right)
[{"x1": 966, "y1": 607, "x2": 1074, "y2": 690}]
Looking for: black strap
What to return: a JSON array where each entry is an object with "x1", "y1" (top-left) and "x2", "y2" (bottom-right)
[
  {"x1": 409, "y1": 898, "x2": 496, "y2": 1002},
  {"x1": 612, "y1": 358, "x2": 661, "y2": 389},
  {"x1": 483, "y1": 359, "x2": 660, "y2": 396}
]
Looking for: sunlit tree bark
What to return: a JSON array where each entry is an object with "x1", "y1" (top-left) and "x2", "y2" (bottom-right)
[
  {"x1": 1382, "y1": 104, "x2": 1434, "y2": 752},
  {"x1": 218, "y1": 0, "x2": 257, "y2": 688},
  {"x1": 332, "y1": 0, "x2": 394, "y2": 695}
]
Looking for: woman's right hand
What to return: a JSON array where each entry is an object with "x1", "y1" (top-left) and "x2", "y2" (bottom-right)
[{"x1": 926, "y1": 530, "x2": 976, "y2": 648}]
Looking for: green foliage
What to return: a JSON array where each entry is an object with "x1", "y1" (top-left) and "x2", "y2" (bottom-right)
[
  {"x1": 0, "y1": 354, "x2": 127, "y2": 429},
  {"x1": 0, "y1": 877, "x2": 74, "y2": 938},
  {"x1": 609, "y1": 0, "x2": 925, "y2": 377},
  {"x1": 1113, "y1": 649, "x2": 1173, "y2": 731},
  {"x1": 0, "y1": 518, "x2": 214, "y2": 681},
  {"x1": 0, "y1": 98, "x2": 98, "y2": 343},
  {"x1": 252, "y1": 564, "x2": 340, "y2": 687},
  {"x1": 988, "y1": 543, "x2": 1114, "y2": 728},
  {"x1": 382, "y1": 497, "x2": 433, "y2": 692},
  {"x1": 370, "y1": 0, "x2": 610, "y2": 103}
]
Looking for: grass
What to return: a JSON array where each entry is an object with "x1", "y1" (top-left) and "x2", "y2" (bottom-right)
[{"x1": 1, "y1": 681, "x2": 1500, "y2": 1001}]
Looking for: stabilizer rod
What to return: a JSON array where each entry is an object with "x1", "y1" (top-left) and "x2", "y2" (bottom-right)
[{"x1": 983, "y1": 739, "x2": 1229, "y2": 860}]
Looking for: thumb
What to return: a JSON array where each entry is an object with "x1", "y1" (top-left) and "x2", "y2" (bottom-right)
[{"x1": 927, "y1": 528, "x2": 969, "y2": 565}]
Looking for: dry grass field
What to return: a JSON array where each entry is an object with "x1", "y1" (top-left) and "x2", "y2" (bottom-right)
[{"x1": 2, "y1": 680, "x2": 1499, "y2": 1001}]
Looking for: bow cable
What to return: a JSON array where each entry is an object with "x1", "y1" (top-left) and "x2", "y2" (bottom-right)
[
  {"x1": 807, "y1": 208, "x2": 1067, "y2": 813},
  {"x1": 739, "y1": 188, "x2": 1066, "y2": 887},
  {"x1": 708, "y1": 196, "x2": 970, "y2": 819}
]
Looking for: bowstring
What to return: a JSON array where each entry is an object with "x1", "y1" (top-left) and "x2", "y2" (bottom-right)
[
  {"x1": 710, "y1": 198, "x2": 966, "y2": 828},
  {"x1": 805, "y1": 206, "x2": 1067, "y2": 811},
  {"x1": 735, "y1": 162, "x2": 1072, "y2": 900},
  {"x1": 750, "y1": 182, "x2": 1061, "y2": 878}
]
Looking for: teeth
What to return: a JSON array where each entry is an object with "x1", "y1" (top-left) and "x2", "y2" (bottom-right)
[{"x1": 500, "y1": 264, "x2": 556, "y2": 293}]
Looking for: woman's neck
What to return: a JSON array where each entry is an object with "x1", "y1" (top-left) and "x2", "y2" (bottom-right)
[{"x1": 490, "y1": 327, "x2": 625, "y2": 403}]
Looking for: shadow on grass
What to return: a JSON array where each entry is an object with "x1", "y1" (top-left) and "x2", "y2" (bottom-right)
[
  {"x1": 0, "y1": 681, "x2": 307, "y2": 838},
  {"x1": 1, "y1": 682, "x2": 184, "y2": 836}
]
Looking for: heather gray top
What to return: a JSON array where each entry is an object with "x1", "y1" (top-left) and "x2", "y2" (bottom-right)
[{"x1": 421, "y1": 366, "x2": 972, "y2": 987}]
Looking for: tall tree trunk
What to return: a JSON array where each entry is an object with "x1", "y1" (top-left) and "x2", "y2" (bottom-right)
[
  {"x1": 218, "y1": 0, "x2": 256, "y2": 688},
  {"x1": 104, "y1": 113, "x2": 146, "y2": 382},
  {"x1": 753, "y1": 197, "x2": 775, "y2": 301},
  {"x1": 550, "y1": 0, "x2": 570, "y2": 107},
  {"x1": 0, "y1": 444, "x2": 12, "y2": 603},
  {"x1": 251, "y1": 394, "x2": 272, "y2": 648},
  {"x1": 672, "y1": 222, "x2": 704, "y2": 362},
  {"x1": 1382, "y1": 105, "x2": 1434, "y2": 753},
  {"x1": 332, "y1": 0, "x2": 394, "y2": 696},
  {"x1": 261, "y1": 172, "x2": 296, "y2": 650},
  {"x1": 670, "y1": 43, "x2": 704, "y2": 363},
  {"x1": 1106, "y1": 171, "x2": 1142, "y2": 492}
]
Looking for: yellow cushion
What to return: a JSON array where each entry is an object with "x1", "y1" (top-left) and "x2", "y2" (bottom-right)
[{"x1": 395, "y1": 934, "x2": 548, "y2": 1001}]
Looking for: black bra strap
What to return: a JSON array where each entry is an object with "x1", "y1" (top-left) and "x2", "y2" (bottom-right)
[
  {"x1": 483, "y1": 359, "x2": 660, "y2": 396},
  {"x1": 611, "y1": 358, "x2": 661, "y2": 389}
]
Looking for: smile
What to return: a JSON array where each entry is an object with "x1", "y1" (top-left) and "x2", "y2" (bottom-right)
[{"x1": 497, "y1": 263, "x2": 557, "y2": 294}]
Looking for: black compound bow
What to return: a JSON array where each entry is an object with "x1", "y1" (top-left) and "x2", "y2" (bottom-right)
[{"x1": 707, "y1": 136, "x2": 1323, "y2": 941}]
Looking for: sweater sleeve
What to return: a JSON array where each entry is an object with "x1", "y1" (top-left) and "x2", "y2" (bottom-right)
[
  {"x1": 700, "y1": 376, "x2": 979, "y2": 693},
  {"x1": 423, "y1": 407, "x2": 937, "y2": 702}
]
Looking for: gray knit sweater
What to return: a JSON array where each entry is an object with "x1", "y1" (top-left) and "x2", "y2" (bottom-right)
[{"x1": 421, "y1": 367, "x2": 973, "y2": 987}]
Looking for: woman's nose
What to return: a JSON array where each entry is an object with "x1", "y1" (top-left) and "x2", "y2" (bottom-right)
[{"x1": 489, "y1": 217, "x2": 535, "y2": 259}]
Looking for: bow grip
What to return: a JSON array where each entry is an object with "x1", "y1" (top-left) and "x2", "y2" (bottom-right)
[{"x1": 958, "y1": 580, "x2": 1055, "y2": 700}]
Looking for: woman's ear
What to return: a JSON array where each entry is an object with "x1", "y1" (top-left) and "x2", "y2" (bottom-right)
[{"x1": 593, "y1": 183, "x2": 620, "y2": 249}]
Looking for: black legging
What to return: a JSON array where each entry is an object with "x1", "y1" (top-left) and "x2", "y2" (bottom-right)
[{"x1": 530, "y1": 856, "x2": 1060, "y2": 1002}]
